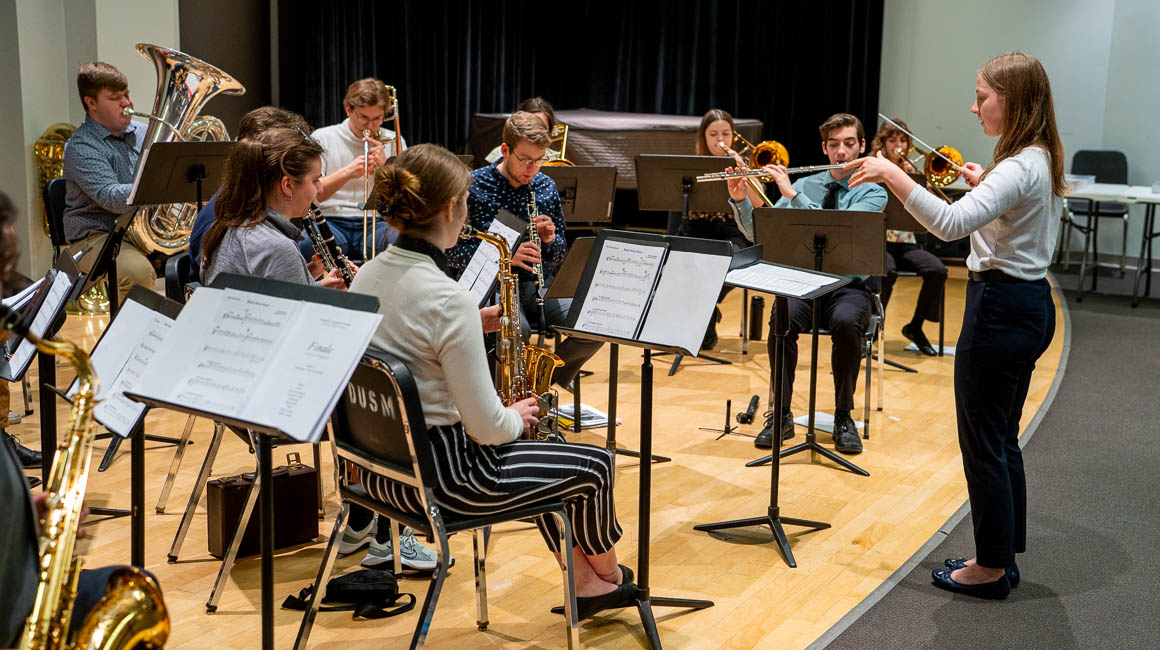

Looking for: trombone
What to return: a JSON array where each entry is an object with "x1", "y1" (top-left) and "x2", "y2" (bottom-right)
[
  {"x1": 543, "y1": 123, "x2": 574, "y2": 166},
  {"x1": 362, "y1": 84, "x2": 402, "y2": 260},
  {"x1": 878, "y1": 114, "x2": 964, "y2": 202}
]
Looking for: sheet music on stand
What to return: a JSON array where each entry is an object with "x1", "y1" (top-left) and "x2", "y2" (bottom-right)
[
  {"x1": 65, "y1": 291, "x2": 181, "y2": 438},
  {"x1": 457, "y1": 209, "x2": 525, "y2": 306},
  {"x1": 562, "y1": 230, "x2": 733, "y2": 355},
  {"x1": 128, "y1": 286, "x2": 382, "y2": 443},
  {"x1": 2, "y1": 270, "x2": 74, "y2": 381},
  {"x1": 725, "y1": 262, "x2": 846, "y2": 299}
]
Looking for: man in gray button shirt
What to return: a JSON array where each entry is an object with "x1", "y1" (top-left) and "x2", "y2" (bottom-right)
[{"x1": 62, "y1": 62, "x2": 156, "y2": 301}]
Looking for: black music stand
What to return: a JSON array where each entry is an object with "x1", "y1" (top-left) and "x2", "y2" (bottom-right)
[
  {"x1": 555, "y1": 229, "x2": 728, "y2": 646},
  {"x1": 127, "y1": 274, "x2": 379, "y2": 650},
  {"x1": 635, "y1": 154, "x2": 736, "y2": 373},
  {"x1": 542, "y1": 165, "x2": 618, "y2": 225},
  {"x1": 76, "y1": 208, "x2": 137, "y2": 318},
  {"x1": 129, "y1": 140, "x2": 232, "y2": 213},
  {"x1": 884, "y1": 182, "x2": 945, "y2": 358},
  {"x1": 746, "y1": 207, "x2": 886, "y2": 476},
  {"x1": 695, "y1": 261, "x2": 848, "y2": 567},
  {"x1": 545, "y1": 238, "x2": 667, "y2": 463}
]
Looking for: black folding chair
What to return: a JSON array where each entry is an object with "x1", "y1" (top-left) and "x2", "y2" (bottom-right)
[{"x1": 293, "y1": 349, "x2": 579, "y2": 649}]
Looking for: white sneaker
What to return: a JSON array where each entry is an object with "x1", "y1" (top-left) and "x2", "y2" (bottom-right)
[
  {"x1": 337, "y1": 514, "x2": 377, "y2": 555},
  {"x1": 8, "y1": 411, "x2": 21, "y2": 426},
  {"x1": 361, "y1": 532, "x2": 451, "y2": 572}
]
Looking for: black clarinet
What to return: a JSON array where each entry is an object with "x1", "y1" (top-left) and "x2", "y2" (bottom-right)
[{"x1": 307, "y1": 203, "x2": 355, "y2": 287}]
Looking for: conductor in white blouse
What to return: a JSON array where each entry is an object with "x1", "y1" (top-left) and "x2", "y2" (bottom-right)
[{"x1": 847, "y1": 51, "x2": 1065, "y2": 600}]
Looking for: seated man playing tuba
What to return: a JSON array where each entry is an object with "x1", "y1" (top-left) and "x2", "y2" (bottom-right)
[{"x1": 62, "y1": 62, "x2": 157, "y2": 302}]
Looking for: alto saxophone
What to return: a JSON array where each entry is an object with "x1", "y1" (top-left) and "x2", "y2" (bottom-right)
[
  {"x1": 459, "y1": 224, "x2": 564, "y2": 440},
  {"x1": 1, "y1": 306, "x2": 169, "y2": 650}
]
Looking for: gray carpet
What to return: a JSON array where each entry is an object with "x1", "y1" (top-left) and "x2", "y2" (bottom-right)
[{"x1": 818, "y1": 291, "x2": 1160, "y2": 649}]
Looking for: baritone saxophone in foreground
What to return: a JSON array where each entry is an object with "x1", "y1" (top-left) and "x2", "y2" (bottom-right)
[
  {"x1": 1, "y1": 305, "x2": 170, "y2": 650},
  {"x1": 459, "y1": 224, "x2": 564, "y2": 440}
]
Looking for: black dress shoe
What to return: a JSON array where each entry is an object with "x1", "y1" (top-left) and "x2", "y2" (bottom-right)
[
  {"x1": 27, "y1": 475, "x2": 41, "y2": 489},
  {"x1": 701, "y1": 307, "x2": 723, "y2": 350},
  {"x1": 551, "y1": 566, "x2": 636, "y2": 616},
  {"x1": 944, "y1": 557, "x2": 1020, "y2": 587},
  {"x1": 5, "y1": 432, "x2": 43, "y2": 469},
  {"x1": 832, "y1": 411, "x2": 862, "y2": 454},
  {"x1": 754, "y1": 409, "x2": 795, "y2": 449},
  {"x1": 931, "y1": 567, "x2": 1011, "y2": 599},
  {"x1": 901, "y1": 323, "x2": 937, "y2": 356}
]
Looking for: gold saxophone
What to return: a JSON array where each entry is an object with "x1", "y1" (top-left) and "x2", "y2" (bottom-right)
[
  {"x1": 459, "y1": 224, "x2": 564, "y2": 440},
  {"x1": 1, "y1": 306, "x2": 169, "y2": 650}
]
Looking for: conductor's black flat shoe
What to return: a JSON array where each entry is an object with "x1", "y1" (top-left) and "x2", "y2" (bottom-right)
[
  {"x1": 754, "y1": 409, "x2": 795, "y2": 449},
  {"x1": 931, "y1": 567, "x2": 1011, "y2": 599},
  {"x1": 832, "y1": 412, "x2": 862, "y2": 454},
  {"x1": 901, "y1": 323, "x2": 937, "y2": 356},
  {"x1": 944, "y1": 558, "x2": 1020, "y2": 587}
]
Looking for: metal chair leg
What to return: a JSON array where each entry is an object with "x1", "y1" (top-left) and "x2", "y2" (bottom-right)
[
  {"x1": 312, "y1": 443, "x2": 324, "y2": 518},
  {"x1": 409, "y1": 516, "x2": 451, "y2": 649},
  {"x1": 292, "y1": 504, "x2": 351, "y2": 650},
  {"x1": 553, "y1": 511, "x2": 579, "y2": 649},
  {"x1": 156, "y1": 414, "x2": 198, "y2": 513},
  {"x1": 472, "y1": 527, "x2": 489, "y2": 630},
  {"x1": 168, "y1": 422, "x2": 225, "y2": 562},
  {"x1": 206, "y1": 458, "x2": 262, "y2": 612},
  {"x1": 20, "y1": 375, "x2": 32, "y2": 415},
  {"x1": 1120, "y1": 213, "x2": 1129, "y2": 277},
  {"x1": 877, "y1": 315, "x2": 885, "y2": 412},
  {"x1": 390, "y1": 519, "x2": 403, "y2": 576},
  {"x1": 864, "y1": 325, "x2": 872, "y2": 440}
]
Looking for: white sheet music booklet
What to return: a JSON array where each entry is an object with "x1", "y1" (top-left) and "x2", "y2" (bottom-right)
[
  {"x1": 458, "y1": 215, "x2": 522, "y2": 306},
  {"x1": 130, "y1": 287, "x2": 382, "y2": 443}
]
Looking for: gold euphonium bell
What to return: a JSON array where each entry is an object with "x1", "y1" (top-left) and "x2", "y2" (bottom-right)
[{"x1": 126, "y1": 43, "x2": 245, "y2": 256}]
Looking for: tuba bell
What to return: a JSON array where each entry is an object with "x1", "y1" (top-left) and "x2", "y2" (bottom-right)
[{"x1": 125, "y1": 43, "x2": 244, "y2": 256}]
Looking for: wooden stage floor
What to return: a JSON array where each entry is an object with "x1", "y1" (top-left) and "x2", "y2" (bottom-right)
[{"x1": 9, "y1": 268, "x2": 1066, "y2": 649}]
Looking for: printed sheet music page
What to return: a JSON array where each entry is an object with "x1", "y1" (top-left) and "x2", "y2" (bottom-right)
[
  {"x1": 458, "y1": 217, "x2": 522, "y2": 305},
  {"x1": 6, "y1": 270, "x2": 73, "y2": 379},
  {"x1": 725, "y1": 262, "x2": 841, "y2": 298},
  {"x1": 79, "y1": 299, "x2": 175, "y2": 437},
  {"x1": 572, "y1": 239, "x2": 666, "y2": 339},
  {"x1": 133, "y1": 288, "x2": 382, "y2": 443},
  {"x1": 639, "y1": 250, "x2": 731, "y2": 353}
]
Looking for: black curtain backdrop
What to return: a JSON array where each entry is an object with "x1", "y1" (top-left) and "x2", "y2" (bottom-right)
[{"x1": 278, "y1": 0, "x2": 883, "y2": 168}]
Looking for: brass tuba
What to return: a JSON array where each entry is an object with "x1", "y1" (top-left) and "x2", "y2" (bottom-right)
[
  {"x1": 1, "y1": 305, "x2": 170, "y2": 650},
  {"x1": 459, "y1": 224, "x2": 564, "y2": 440},
  {"x1": 125, "y1": 43, "x2": 245, "y2": 256}
]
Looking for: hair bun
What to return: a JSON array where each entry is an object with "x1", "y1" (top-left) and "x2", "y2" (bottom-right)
[{"x1": 372, "y1": 165, "x2": 426, "y2": 225}]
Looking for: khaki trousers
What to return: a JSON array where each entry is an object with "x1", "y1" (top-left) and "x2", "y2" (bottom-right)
[{"x1": 72, "y1": 229, "x2": 156, "y2": 301}]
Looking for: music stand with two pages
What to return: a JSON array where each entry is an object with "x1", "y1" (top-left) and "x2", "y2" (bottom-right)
[
  {"x1": 635, "y1": 154, "x2": 737, "y2": 373},
  {"x1": 695, "y1": 257, "x2": 850, "y2": 568},
  {"x1": 126, "y1": 274, "x2": 381, "y2": 650},
  {"x1": 541, "y1": 165, "x2": 618, "y2": 225},
  {"x1": 556, "y1": 229, "x2": 731, "y2": 646},
  {"x1": 62, "y1": 286, "x2": 183, "y2": 566},
  {"x1": 746, "y1": 207, "x2": 886, "y2": 477}
]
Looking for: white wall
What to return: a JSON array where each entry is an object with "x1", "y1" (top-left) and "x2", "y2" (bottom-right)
[
  {"x1": 881, "y1": 0, "x2": 1160, "y2": 260},
  {"x1": 1, "y1": 0, "x2": 179, "y2": 279}
]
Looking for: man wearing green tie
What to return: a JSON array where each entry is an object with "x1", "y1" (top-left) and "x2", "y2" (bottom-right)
[{"x1": 728, "y1": 113, "x2": 887, "y2": 454}]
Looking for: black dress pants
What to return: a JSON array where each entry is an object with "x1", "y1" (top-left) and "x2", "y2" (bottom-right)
[
  {"x1": 881, "y1": 242, "x2": 947, "y2": 324},
  {"x1": 767, "y1": 284, "x2": 871, "y2": 412},
  {"x1": 955, "y1": 278, "x2": 1054, "y2": 568}
]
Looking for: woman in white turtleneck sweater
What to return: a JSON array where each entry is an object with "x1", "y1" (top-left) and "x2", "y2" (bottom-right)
[{"x1": 351, "y1": 143, "x2": 637, "y2": 620}]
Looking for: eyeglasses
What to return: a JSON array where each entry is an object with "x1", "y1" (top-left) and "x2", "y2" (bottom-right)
[
  {"x1": 351, "y1": 109, "x2": 385, "y2": 124},
  {"x1": 510, "y1": 151, "x2": 550, "y2": 168}
]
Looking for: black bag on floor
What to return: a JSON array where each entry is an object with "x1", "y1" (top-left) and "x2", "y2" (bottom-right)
[{"x1": 282, "y1": 569, "x2": 416, "y2": 620}]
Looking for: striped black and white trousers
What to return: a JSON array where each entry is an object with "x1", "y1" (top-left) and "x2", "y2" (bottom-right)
[{"x1": 363, "y1": 423, "x2": 622, "y2": 555}]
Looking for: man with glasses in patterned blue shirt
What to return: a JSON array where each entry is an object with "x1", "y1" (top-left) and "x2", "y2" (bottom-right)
[
  {"x1": 63, "y1": 62, "x2": 157, "y2": 301},
  {"x1": 447, "y1": 111, "x2": 601, "y2": 391}
]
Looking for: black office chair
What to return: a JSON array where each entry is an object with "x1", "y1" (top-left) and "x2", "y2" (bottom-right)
[
  {"x1": 293, "y1": 350, "x2": 579, "y2": 649},
  {"x1": 1065, "y1": 150, "x2": 1130, "y2": 289},
  {"x1": 43, "y1": 177, "x2": 69, "y2": 262},
  {"x1": 163, "y1": 252, "x2": 199, "y2": 304}
]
